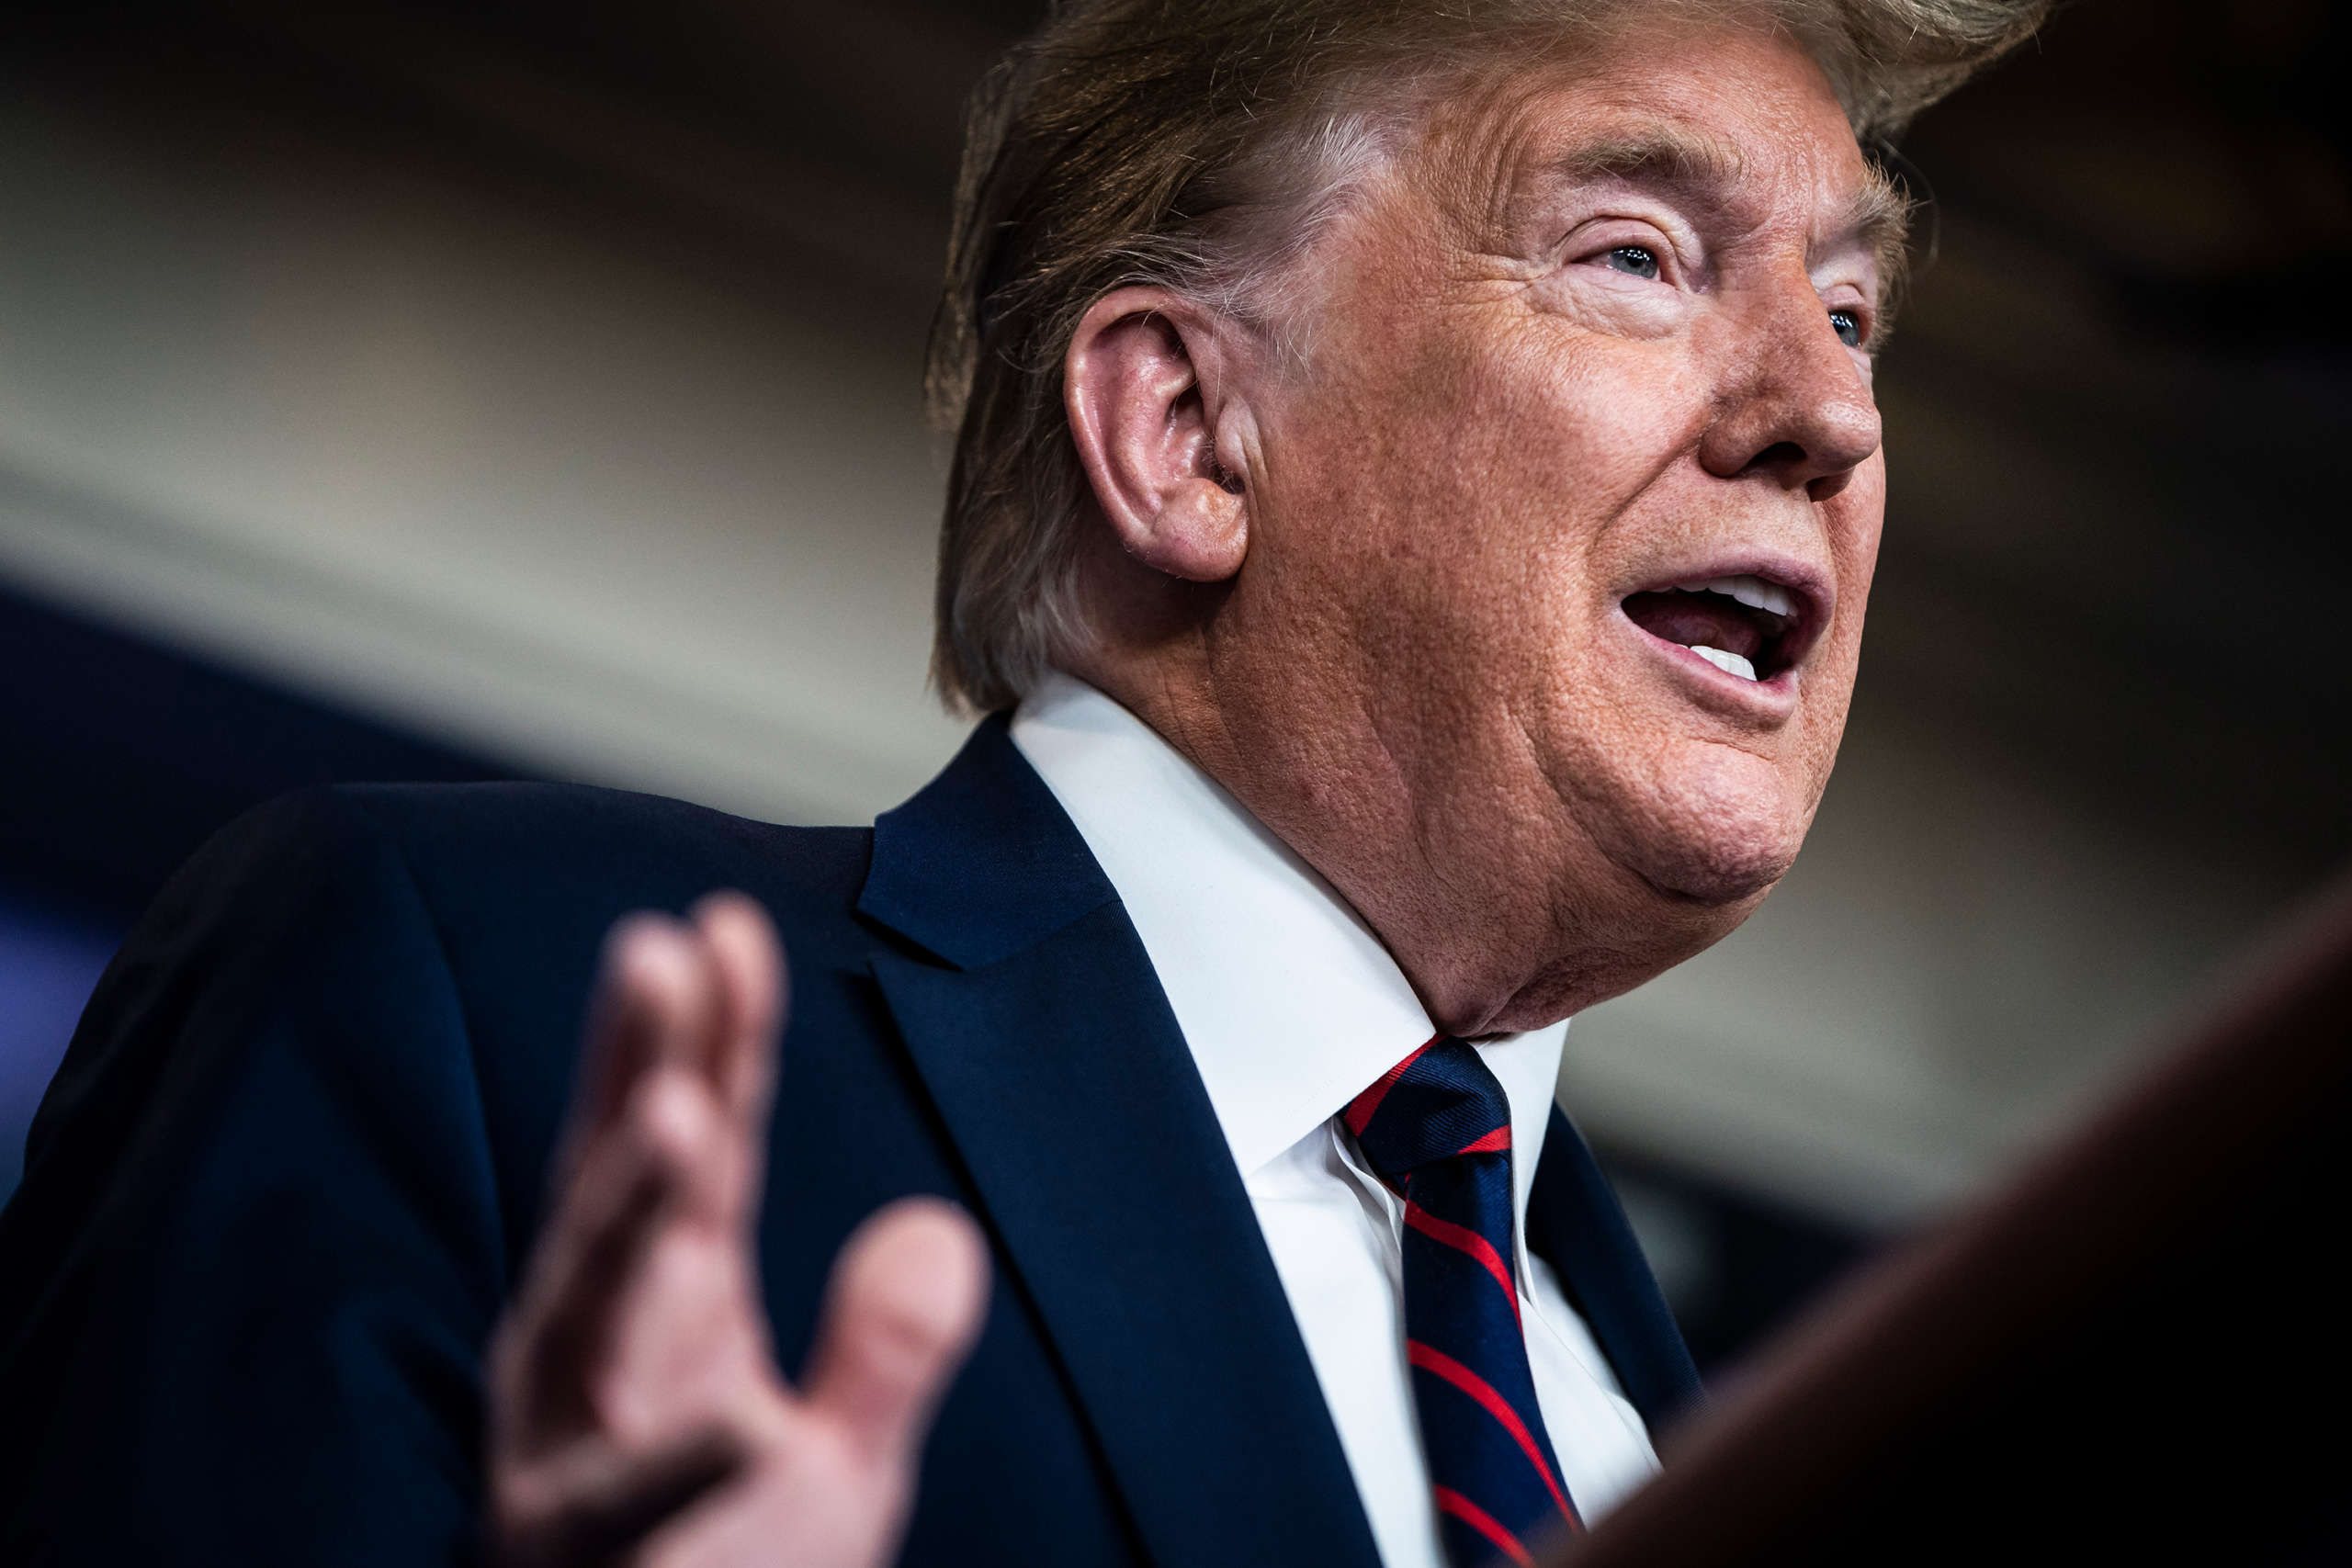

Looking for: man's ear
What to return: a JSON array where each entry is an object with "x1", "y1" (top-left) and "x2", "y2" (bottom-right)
[{"x1": 1064, "y1": 288, "x2": 1250, "y2": 584}]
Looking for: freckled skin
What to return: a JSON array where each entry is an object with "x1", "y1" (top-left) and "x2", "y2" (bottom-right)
[{"x1": 1067, "y1": 20, "x2": 1888, "y2": 1037}]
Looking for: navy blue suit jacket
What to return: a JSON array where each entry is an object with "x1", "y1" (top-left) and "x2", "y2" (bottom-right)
[{"x1": 0, "y1": 715, "x2": 1699, "y2": 1565}]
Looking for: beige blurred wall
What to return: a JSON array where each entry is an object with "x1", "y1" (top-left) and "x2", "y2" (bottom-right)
[
  {"x1": 0, "y1": 84, "x2": 966, "y2": 825},
  {"x1": 0, "y1": 51, "x2": 2326, "y2": 1232}
]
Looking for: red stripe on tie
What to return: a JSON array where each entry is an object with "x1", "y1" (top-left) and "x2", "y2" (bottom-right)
[
  {"x1": 1457, "y1": 1124, "x2": 1511, "y2": 1156},
  {"x1": 1402, "y1": 1200, "x2": 1520, "y2": 1325},
  {"x1": 1343, "y1": 1036, "x2": 1437, "y2": 1136},
  {"x1": 1431, "y1": 1485, "x2": 1537, "y2": 1567},
  {"x1": 1409, "y1": 1341, "x2": 1575, "y2": 1524}
]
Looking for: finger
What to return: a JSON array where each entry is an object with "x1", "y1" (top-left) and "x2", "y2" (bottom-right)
[
  {"x1": 800, "y1": 1198, "x2": 990, "y2": 1467},
  {"x1": 495, "y1": 1427, "x2": 744, "y2": 1568},
  {"x1": 562, "y1": 916, "x2": 721, "y2": 1183},
  {"x1": 505, "y1": 1068, "x2": 718, "y2": 1441},
  {"x1": 688, "y1": 892, "x2": 786, "y2": 1127}
]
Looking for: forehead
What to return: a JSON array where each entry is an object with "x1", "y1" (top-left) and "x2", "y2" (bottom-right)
[{"x1": 1416, "y1": 21, "x2": 1898, "y2": 260}]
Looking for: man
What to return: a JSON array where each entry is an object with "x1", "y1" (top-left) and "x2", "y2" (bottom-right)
[{"x1": 0, "y1": 2, "x2": 2046, "y2": 1564}]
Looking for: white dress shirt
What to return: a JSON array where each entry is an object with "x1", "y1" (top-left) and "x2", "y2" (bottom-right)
[{"x1": 1011, "y1": 672, "x2": 1658, "y2": 1568}]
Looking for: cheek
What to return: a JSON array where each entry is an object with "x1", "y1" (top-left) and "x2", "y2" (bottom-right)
[
  {"x1": 1351, "y1": 330, "x2": 1710, "y2": 634},
  {"x1": 1830, "y1": 454, "x2": 1887, "y2": 612},
  {"x1": 1473, "y1": 327, "x2": 1712, "y2": 524},
  {"x1": 1800, "y1": 455, "x2": 1886, "y2": 720},
  {"x1": 1306, "y1": 288, "x2": 1706, "y2": 502}
]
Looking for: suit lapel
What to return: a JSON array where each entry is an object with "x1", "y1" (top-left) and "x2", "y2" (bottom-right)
[
  {"x1": 1528, "y1": 1106, "x2": 1706, "y2": 1433},
  {"x1": 860, "y1": 718, "x2": 1383, "y2": 1568}
]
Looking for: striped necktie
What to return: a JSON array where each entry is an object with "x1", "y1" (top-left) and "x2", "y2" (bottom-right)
[{"x1": 1345, "y1": 1038, "x2": 1581, "y2": 1567}]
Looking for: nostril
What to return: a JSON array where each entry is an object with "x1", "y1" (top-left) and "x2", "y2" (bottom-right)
[
  {"x1": 1806, "y1": 467, "x2": 1855, "y2": 502},
  {"x1": 1747, "y1": 440, "x2": 1807, "y2": 475}
]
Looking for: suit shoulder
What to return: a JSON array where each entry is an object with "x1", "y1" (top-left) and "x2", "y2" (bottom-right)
[
  {"x1": 187, "y1": 780, "x2": 869, "y2": 924},
  {"x1": 133, "y1": 782, "x2": 879, "y2": 1024},
  {"x1": 317, "y1": 780, "x2": 873, "y2": 908}
]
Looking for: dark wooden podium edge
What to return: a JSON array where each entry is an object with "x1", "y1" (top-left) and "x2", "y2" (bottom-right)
[{"x1": 1555, "y1": 866, "x2": 2352, "y2": 1565}]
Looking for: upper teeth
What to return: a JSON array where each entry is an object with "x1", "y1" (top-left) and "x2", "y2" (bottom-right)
[
  {"x1": 1676, "y1": 574, "x2": 1796, "y2": 619},
  {"x1": 1689, "y1": 645, "x2": 1759, "y2": 681}
]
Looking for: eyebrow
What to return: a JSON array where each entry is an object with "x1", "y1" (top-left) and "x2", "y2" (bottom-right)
[
  {"x1": 1555, "y1": 126, "x2": 1749, "y2": 191},
  {"x1": 1839, "y1": 160, "x2": 1917, "y2": 301},
  {"x1": 1545, "y1": 124, "x2": 1917, "y2": 302}
]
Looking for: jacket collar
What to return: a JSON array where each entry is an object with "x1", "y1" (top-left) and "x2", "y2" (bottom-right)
[
  {"x1": 1528, "y1": 1107, "x2": 1707, "y2": 1433},
  {"x1": 857, "y1": 713, "x2": 1119, "y2": 971},
  {"x1": 857, "y1": 716, "x2": 1386, "y2": 1568}
]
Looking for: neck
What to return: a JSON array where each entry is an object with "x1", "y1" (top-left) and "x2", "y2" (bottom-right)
[{"x1": 1069, "y1": 654, "x2": 1596, "y2": 1035}]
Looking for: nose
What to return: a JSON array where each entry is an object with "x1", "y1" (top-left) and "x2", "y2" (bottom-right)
[{"x1": 1697, "y1": 276, "x2": 1883, "y2": 502}]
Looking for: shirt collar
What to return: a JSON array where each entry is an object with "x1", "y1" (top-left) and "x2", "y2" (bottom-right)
[{"x1": 1010, "y1": 671, "x2": 1567, "y2": 1182}]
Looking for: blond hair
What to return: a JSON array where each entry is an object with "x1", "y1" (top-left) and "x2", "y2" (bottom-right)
[{"x1": 927, "y1": 0, "x2": 2049, "y2": 712}]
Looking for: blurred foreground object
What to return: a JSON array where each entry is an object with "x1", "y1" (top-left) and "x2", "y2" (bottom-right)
[{"x1": 1561, "y1": 867, "x2": 2352, "y2": 1563}]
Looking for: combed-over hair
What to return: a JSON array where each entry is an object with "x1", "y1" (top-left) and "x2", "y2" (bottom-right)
[{"x1": 927, "y1": 0, "x2": 2050, "y2": 713}]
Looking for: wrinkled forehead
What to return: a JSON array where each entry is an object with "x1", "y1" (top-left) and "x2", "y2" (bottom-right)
[{"x1": 1406, "y1": 25, "x2": 1905, "y2": 271}]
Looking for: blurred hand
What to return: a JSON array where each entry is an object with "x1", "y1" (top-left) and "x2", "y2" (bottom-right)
[{"x1": 487, "y1": 893, "x2": 989, "y2": 1568}]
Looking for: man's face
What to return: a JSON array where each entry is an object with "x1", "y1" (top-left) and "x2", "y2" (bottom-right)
[{"x1": 1207, "y1": 20, "x2": 1891, "y2": 1031}]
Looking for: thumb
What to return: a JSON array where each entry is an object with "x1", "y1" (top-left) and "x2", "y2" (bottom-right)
[{"x1": 800, "y1": 1198, "x2": 989, "y2": 1466}]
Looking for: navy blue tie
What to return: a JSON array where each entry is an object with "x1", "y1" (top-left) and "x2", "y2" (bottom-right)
[{"x1": 1345, "y1": 1038, "x2": 1579, "y2": 1567}]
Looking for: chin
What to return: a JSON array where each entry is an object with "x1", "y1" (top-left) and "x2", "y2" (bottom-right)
[
  {"x1": 1634, "y1": 828, "x2": 1794, "y2": 905},
  {"x1": 1608, "y1": 747, "x2": 1812, "y2": 907},
  {"x1": 1453, "y1": 762, "x2": 1804, "y2": 1035}
]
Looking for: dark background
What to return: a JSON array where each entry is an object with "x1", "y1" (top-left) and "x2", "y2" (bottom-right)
[{"x1": 3, "y1": 0, "x2": 2346, "y2": 1371}]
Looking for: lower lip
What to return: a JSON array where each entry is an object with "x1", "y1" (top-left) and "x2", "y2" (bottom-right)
[{"x1": 1620, "y1": 614, "x2": 1801, "y2": 718}]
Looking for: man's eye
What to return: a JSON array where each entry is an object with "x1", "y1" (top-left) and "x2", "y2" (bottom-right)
[
  {"x1": 1601, "y1": 245, "x2": 1660, "y2": 280},
  {"x1": 1829, "y1": 309, "x2": 1863, "y2": 348}
]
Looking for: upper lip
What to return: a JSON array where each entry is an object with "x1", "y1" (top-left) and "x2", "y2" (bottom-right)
[{"x1": 1620, "y1": 555, "x2": 1832, "y2": 676}]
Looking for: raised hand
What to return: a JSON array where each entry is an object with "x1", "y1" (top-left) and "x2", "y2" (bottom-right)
[{"x1": 487, "y1": 893, "x2": 989, "y2": 1567}]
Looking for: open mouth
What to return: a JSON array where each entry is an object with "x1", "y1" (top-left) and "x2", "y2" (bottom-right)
[{"x1": 1620, "y1": 573, "x2": 1814, "y2": 683}]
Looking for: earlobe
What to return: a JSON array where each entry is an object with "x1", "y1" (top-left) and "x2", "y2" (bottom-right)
[
  {"x1": 1066, "y1": 287, "x2": 1250, "y2": 586},
  {"x1": 1148, "y1": 475, "x2": 1249, "y2": 582}
]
